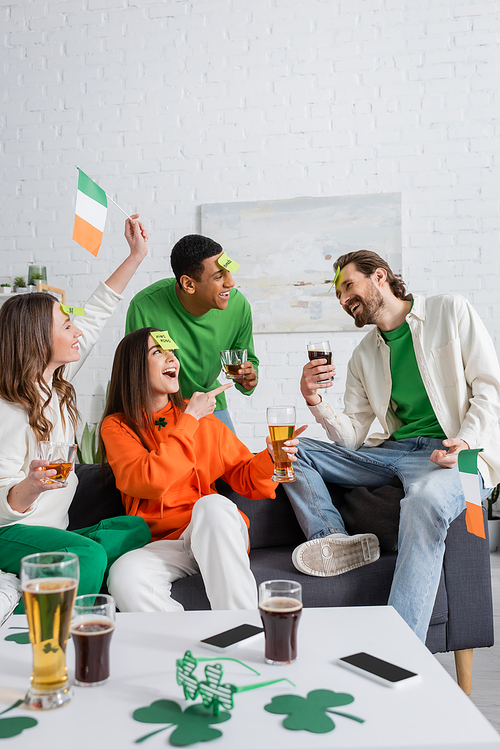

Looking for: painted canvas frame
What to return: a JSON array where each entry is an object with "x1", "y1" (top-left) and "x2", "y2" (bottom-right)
[{"x1": 201, "y1": 193, "x2": 401, "y2": 333}]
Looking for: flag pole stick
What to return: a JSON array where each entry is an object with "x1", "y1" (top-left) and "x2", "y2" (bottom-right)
[
  {"x1": 105, "y1": 192, "x2": 133, "y2": 220},
  {"x1": 75, "y1": 166, "x2": 133, "y2": 220}
]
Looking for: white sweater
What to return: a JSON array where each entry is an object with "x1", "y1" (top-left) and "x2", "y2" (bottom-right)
[
  {"x1": 0, "y1": 281, "x2": 122, "y2": 528},
  {"x1": 309, "y1": 294, "x2": 500, "y2": 488}
]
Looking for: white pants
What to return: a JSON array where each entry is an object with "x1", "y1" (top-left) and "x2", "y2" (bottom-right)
[{"x1": 108, "y1": 494, "x2": 257, "y2": 612}]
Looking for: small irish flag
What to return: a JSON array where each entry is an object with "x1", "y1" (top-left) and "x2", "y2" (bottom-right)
[
  {"x1": 72, "y1": 168, "x2": 107, "y2": 256},
  {"x1": 458, "y1": 448, "x2": 486, "y2": 539}
]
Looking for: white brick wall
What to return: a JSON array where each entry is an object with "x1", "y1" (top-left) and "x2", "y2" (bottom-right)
[{"x1": 2, "y1": 0, "x2": 500, "y2": 451}]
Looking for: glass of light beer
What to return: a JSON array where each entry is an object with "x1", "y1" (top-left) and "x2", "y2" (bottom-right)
[
  {"x1": 37, "y1": 442, "x2": 77, "y2": 486},
  {"x1": 259, "y1": 580, "x2": 302, "y2": 665},
  {"x1": 307, "y1": 340, "x2": 334, "y2": 385},
  {"x1": 70, "y1": 594, "x2": 116, "y2": 687},
  {"x1": 220, "y1": 349, "x2": 247, "y2": 379},
  {"x1": 267, "y1": 406, "x2": 296, "y2": 483},
  {"x1": 20, "y1": 552, "x2": 79, "y2": 709}
]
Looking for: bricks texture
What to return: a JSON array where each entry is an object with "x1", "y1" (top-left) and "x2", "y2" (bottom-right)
[{"x1": 2, "y1": 0, "x2": 500, "y2": 450}]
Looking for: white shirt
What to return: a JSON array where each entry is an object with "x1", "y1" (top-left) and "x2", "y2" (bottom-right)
[
  {"x1": 0, "y1": 282, "x2": 122, "y2": 528},
  {"x1": 309, "y1": 293, "x2": 500, "y2": 488}
]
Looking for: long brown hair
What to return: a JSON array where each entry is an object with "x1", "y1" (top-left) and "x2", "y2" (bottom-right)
[
  {"x1": 0, "y1": 292, "x2": 79, "y2": 441},
  {"x1": 334, "y1": 250, "x2": 407, "y2": 300},
  {"x1": 100, "y1": 327, "x2": 185, "y2": 457}
]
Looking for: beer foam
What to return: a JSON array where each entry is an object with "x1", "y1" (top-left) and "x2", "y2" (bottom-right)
[
  {"x1": 71, "y1": 614, "x2": 114, "y2": 634},
  {"x1": 259, "y1": 596, "x2": 302, "y2": 613},
  {"x1": 23, "y1": 577, "x2": 78, "y2": 594}
]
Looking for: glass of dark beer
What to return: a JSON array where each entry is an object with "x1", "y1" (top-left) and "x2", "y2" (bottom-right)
[
  {"x1": 267, "y1": 406, "x2": 296, "y2": 483},
  {"x1": 70, "y1": 594, "x2": 116, "y2": 687},
  {"x1": 258, "y1": 579, "x2": 302, "y2": 665},
  {"x1": 307, "y1": 340, "x2": 333, "y2": 386},
  {"x1": 220, "y1": 349, "x2": 247, "y2": 379},
  {"x1": 21, "y1": 552, "x2": 79, "y2": 709}
]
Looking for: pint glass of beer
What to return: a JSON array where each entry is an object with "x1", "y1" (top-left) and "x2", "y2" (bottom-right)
[
  {"x1": 21, "y1": 552, "x2": 79, "y2": 709},
  {"x1": 71, "y1": 594, "x2": 116, "y2": 687},
  {"x1": 259, "y1": 580, "x2": 302, "y2": 665},
  {"x1": 220, "y1": 349, "x2": 247, "y2": 379},
  {"x1": 267, "y1": 406, "x2": 296, "y2": 483},
  {"x1": 307, "y1": 340, "x2": 333, "y2": 385},
  {"x1": 37, "y1": 442, "x2": 77, "y2": 486}
]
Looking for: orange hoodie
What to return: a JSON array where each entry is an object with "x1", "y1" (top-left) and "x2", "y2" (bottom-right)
[{"x1": 101, "y1": 402, "x2": 277, "y2": 542}]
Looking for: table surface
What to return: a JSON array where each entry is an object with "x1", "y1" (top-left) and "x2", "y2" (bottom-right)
[{"x1": 1, "y1": 606, "x2": 499, "y2": 749}]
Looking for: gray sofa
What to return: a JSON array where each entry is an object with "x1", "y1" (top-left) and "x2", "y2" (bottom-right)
[{"x1": 69, "y1": 464, "x2": 494, "y2": 691}]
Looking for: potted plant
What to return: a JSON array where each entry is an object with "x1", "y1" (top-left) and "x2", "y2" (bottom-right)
[
  {"x1": 76, "y1": 423, "x2": 103, "y2": 464},
  {"x1": 0, "y1": 283, "x2": 12, "y2": 294},
  {"x1": 27, "y1": 270, "x2": 44, "y2": 292},
  {"x1": 486, "y1": 484, "x2": 500, "y2": 552},
  {"x1": 14, "y1": 276, "x2": 27, "y2": 293}
]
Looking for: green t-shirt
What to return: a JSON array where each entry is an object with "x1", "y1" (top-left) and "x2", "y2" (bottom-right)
[
  {"x1": 125, "y1": 277, "x2": 259, "y2": 411},
  {"x1": 382, "y1": 320, "x2": 446, "y2": 441}
]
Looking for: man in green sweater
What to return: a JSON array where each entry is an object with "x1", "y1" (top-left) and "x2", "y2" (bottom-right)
[{"x1": 125, "y1": 234, "x2": 258, "y2": 432}]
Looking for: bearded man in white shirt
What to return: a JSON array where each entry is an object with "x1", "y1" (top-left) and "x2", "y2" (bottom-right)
[{"x1": 284, "y1": 250, "x2": 500, "y2": 642}]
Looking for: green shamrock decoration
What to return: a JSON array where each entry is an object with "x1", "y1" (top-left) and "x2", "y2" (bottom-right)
[
  {"x1": 265, "y1": 689, "x2": 364, "y2": 734},
  {"x1": 133, "y1": 700, "x2": 230, "y2": 746},
  {"x1": 154, "y1": 418, "x2": 167, "y2": 431},
  {"x1": 0, "y1": 700, "x2": 38, "y2": 740},
  {"x1": 5, "y1": 627, "x2": 31, "y2": 645},
  {"x1": 176, "y1": 651, "x2": 200, "y2": 700},
  {"x1": 43, "y1": 642, "x2": 59, "y2": 654},
  {"x1": 175, "y1": 650, "x2": 294, "y2": 718},
  {"x1": 198, "y1": 664, "x2": 236, "y2": 715}
]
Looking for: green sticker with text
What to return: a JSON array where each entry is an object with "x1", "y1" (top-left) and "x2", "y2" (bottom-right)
[
  {"x1": 151, "y1": 331, "x2": 179, "y2": 351},
  {"x1": 217, "y1": 252, "x2": 240, "y2": 273},
  {"x1": 60, "y1": 304, "x2": 85, "y2": 316}
]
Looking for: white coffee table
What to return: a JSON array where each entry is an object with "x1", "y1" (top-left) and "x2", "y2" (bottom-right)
[{"x1": 1, "y1": 606, "x2": 499, "y2": 749}]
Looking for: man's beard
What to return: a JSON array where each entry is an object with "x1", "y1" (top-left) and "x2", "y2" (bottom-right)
[{"x1": 349, "y1": 286, "x2": 385, "y2": 328}]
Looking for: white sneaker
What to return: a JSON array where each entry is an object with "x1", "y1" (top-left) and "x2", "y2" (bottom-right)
[
  {"x1": 292, "y1": 533, "x2": 380, "y2": 577},
  {"x1": 0, "y1": 571, "x2": 21, "y2": 626}
]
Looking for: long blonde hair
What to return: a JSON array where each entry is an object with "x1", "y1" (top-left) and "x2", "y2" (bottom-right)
[{"x1": 0, "y1": 293, "x2": 79, "y2": 441}]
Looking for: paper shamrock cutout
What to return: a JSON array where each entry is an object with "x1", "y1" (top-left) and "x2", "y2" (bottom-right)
[
  {"x1": 133, "y1": 700, "x2": 230, "y2": 746},
  {"x1": 5, "y1": 627, "x2": 31, "y2": 645},
  {"x1": 0, "y1": 700, "x2": 38, "y2": 740},
  {"x1": 265, "y1": 689, "x2": 364, "y2": 733}
]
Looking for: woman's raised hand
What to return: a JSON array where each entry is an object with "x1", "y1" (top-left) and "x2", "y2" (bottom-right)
[
  {"x1": 185, "y1": 383, "x2": 233, "y2": 421},
  {"x1": 266, "y1": 424, "x2": 308, "y2": 461},
  {"x1": 124, "y1": 214, "x2": 149, "y2": 262}
]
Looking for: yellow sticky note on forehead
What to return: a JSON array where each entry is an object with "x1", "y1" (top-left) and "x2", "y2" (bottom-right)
[
  {"x1": 327, "y1": 266, "x2": 341, "y2": 293},
  {"x1": 151, "y1": 330, "x2": 179, "y2": 350},
  {"x1": 217, "y1": 252, "x2": 240, "y2": 273},
  {"x1": 60, "y1": 304, "x2": 85, "y2": 316}
]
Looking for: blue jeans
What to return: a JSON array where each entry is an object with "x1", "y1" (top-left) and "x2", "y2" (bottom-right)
[
  {"x1": 214, "y1": 408, "x2": 236, "y2": 434},
  {"x1": 283, "y1": 436, "x2": 490, "y2": 642}
]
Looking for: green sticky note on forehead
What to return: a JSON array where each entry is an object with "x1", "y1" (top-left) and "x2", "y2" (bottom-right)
[
  {"x1": 217, "y1": 252, "x2": 240, "y2": 273},
  {"x1": 151, "y1": 330, "x2": 179, "y2": 350},
  {"x1": 60, "y1": 304, "x2": 85, "y2": 316},
  {"x1": 327, "y1": 266, "x2": 341, "y2": 293}
]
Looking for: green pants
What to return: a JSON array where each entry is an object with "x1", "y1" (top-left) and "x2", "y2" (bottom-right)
[{"x1": 0, "y1": 517, "x2": 151, "y2": 612}]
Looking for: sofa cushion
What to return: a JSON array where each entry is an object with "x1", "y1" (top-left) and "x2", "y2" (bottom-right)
[
  {"x1": 68, "y1": 464, "x2": 124, "y2": 531},
  {"x1": 338, "y1": 484, "x2": 402, "y2": 552}
]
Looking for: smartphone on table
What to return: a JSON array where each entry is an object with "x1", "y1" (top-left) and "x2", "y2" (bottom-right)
[
  {"x1": 200, "y1": 623, "x2": 264, "y2": 653},
  {"x1": 338, "y1": 651, "x2": 419, "y2": 688}
]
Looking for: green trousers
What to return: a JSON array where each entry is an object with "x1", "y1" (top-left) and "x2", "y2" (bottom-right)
[{"x1": 0, "y1": 517, "x2": 151, "y2": 612}]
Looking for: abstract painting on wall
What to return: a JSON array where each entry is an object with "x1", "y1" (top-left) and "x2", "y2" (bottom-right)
[{"x1": 201, "y1": 193, "x2": 401, "y2": 334}]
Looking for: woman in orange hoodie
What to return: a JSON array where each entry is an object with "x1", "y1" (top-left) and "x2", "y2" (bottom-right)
[{"x1": 101, "y1": 327, "x2": 303, "y2": 612}]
